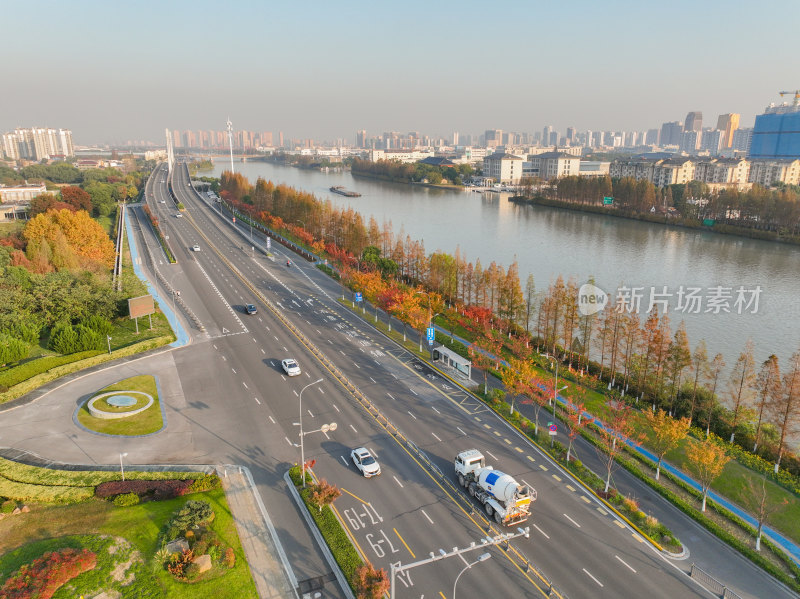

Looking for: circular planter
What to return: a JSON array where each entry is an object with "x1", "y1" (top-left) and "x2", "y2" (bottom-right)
[{"x1": 87, "y1": 391, "x2": 154, "y2": 420}]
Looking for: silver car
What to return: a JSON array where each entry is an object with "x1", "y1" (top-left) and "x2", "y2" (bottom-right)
[{"x1": 281, "y1": 358, "x2": 301, "y2": 376}]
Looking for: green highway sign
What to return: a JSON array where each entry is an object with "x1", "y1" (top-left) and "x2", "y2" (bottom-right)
[{"x1": 603, "y1": 197, "x2": 614, "y2": 205}]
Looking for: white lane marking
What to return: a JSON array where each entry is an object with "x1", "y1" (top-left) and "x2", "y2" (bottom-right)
[
  {"x1": 369, "y1": 377, "x2": 376, "y2": 383},
  {"x1": 432, "y1": 406, "x2": 441, "y2": 414},
  {"x1": 270, "y1": 360, "x2": 276, "y2": 366},
  {"x1": 340, "y1": 456, "x2": 348, "y2": 466},
  {"x1": 407, "y1": 411, "x2": 417, "y2": 420},
  {"x1": 293, "y1": 390, "x2": 298, "y2": 397},
  {"x1": 213, "y1": 344, "x2": 218, "y2": 349},
  {"x1": 373, "y1": 359, "x2": 380, "y2": 366},
  {"x1": 222, "y1": 356, "x2": 227, "y2": 361},
  {"x1": 533, "y1": 524, "x2": 550, "y2": 539},
  {"x1": 285, "y1": 436, "x2": 293, "y2": 446},
  {"x1": 582, "y1": 568, "x2": 603, "y2": 588},
  {"x1": 387, "y1": 393, "x2": 395, "y2": 400},
  {"x1": 353, "y1": 362, "x2": 361, "y2": 369},
  {"x1": 254, "y1": 397, "x2": 261, "y2": 405},
  {"x1": 391, "y1": 373, "x2": 397, "y2": 379},
  {"x1": 615, "y1": 555, "x2": 637, "y2": 573},
  {"x1": 242, "y1": 382, "x2": 249, "y2": 389},
  {"x1": 268, "y1": 415, "x2": 275, "y2": 424},
  {"x1": 431, "y1": 432, "x2": 442, "y2": 442},
  {"x1": 231, "y1": 368, "x2": 237, "y2": 374},
  {"x1": 339, "y1": 350, "x2": 346, "y2": 356},
  {"x1": 349, "y1": 424, "x2": 357, "y2": 433},
  {"x1": 421, "y1": 509, "x2": 434, "y2": 524},
  {"x1": 261, "y1": 348, "x2": 266, "y2": 354},
  {"x1": 327, "y1": 339, "x2": 333, "y2": 344},
  {"x1": 274, "y1": 335, "x2": 279, "y2": 341},
  {"x1": 409, "y1": 388, "x2": 418, "y2": 396},
  {"x1": 283, "y1": 346, "x2": 287, "y2": 351},
  {"x1": 252, "y1": 337, "x2": 257, "y2": 343},
  {"x1": 457, "y1": 427, "x2": 467, "y2": 436},
  {"x1": 485, "y1": 450, "x2": 498, "y2": 461},
  {"x1": 318, "y1": 387, "x2": 324, "y2": 394},
  {"x1": 316, "y1": 329, "x2": 321, "y2": 334},
  {"x1": 564, "y1": 513, "x2": 581, "y2": 528},
  {"x1": 393, "y1": 476, "x2": 404, "y2": 488},
  {"x1": 308, "y1": 409, "x2": 314, "y2": 417},
  {"x1": 333, "y1": 404, "x2": 340, "y2": 412},
  {"x1": 368, "y1": 446, "x2": 378, "y2": 457}
]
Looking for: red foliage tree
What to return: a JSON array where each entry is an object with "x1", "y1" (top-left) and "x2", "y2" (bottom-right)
[
  {"x1": 1, "y1": 548, "x2": 97, "y2": 599},
  {"x1": 59, "y1": 186, "x2": 93, "y2": 212}
]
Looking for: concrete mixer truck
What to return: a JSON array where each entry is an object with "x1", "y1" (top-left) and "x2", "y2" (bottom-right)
[{"x1": 454, "y1": 449, "x2": 536, "y2": 525}]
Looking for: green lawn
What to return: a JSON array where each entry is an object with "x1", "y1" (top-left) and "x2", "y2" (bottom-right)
[
  {"x1": 77, "y1": 375, "x2": 164, "y2": 436},
  {"x1": 0, "y1": 490, "x2": 257, "y2": 598}
]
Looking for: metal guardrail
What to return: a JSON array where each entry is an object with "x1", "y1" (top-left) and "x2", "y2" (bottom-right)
[
  {"x1": 129, "y1": 208, "x2": 205, "y2": 333},
  {"x1": 690, "y1": 564, "x2": 743, "y2": 599}
]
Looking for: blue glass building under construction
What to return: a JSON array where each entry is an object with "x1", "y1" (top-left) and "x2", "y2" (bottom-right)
[{"x1": 749, "y1": 103, "x2": 800, "y2": 159}]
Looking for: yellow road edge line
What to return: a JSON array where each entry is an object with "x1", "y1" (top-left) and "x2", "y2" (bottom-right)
[
  {"x1": 439, "y1": 592, "x2": 446, "y2": 599},
  {"x1": 341, "y1": 487, "x2": 371, "y2": 506},
  {"x1": 394, "y1": 527, "x2": 416, "y2": 559}
]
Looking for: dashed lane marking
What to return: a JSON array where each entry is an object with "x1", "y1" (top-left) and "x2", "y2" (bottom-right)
[
  {"x1": 393, "y1": 476, "x2": 404, "y2": 488},
  {"x1": 533, "y1": 524, "x2": 550, "y2": 539},
  {"x1": 615, "y1": 555, "x2": 636, "y2": 573},
  {"x1": 564, "y1": 513, "x2": 581, "y2": 528}
]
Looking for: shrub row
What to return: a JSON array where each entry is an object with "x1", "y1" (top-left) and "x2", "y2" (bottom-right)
[
  {"x1": 0, "y1": 334, "x2": 174, "y2": 403},
  {"x1": 0, "y1": 335, "x2": 30, "y2": 366},
  {"x1": 95, "y1": 478, "x2": 193, "y2": 500},
  {"x1": 0, "y1": 478, "x2": 94, "y2": 504},
  {"x1": 0, "y1": 548, "x2": 97, "y2": 599},
  {"x1": 48, "y1": 323, "x2": 104, "y2": 354},
  {"x1": 0, "y1": 457, "x2": 198, "y2": 487},
  {"x1": 186, "y1": 473, "x2": 222, "y2": 494},
  {"x1": 289, "y1": 466, "x2": 362, "y2": 584}
]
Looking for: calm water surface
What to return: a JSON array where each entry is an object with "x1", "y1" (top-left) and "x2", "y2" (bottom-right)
[{"x1": 207, "y1": 158, "x2": 800, "y2": 367}]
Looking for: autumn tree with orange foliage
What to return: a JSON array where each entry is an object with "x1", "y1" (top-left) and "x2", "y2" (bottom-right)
[
  {"x1": 353, "y1": 564, "x2": 390, "y2": 599},
  {"x1": 23, "y1": 209, "x2": 115, "y2": 270}
]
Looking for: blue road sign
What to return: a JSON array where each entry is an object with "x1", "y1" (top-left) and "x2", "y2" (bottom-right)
[
  {"x1": 355, "y1": 292, "x2": 362, "y2": 302},
  {"x1": 548, "y1": 422, "x2": 557, "y2": 436},
  {"x1": 427, "y1": 326, "x2": 435, "y2": 341}
]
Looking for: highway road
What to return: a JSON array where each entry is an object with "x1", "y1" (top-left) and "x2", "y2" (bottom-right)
[{"x1": 139, "y1": 160, "x2": 717, "y2": 599}]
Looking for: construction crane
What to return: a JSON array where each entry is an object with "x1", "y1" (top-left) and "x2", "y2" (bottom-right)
[{"x1": 779, "y1": 90, "x2": 800, "y2": 106}]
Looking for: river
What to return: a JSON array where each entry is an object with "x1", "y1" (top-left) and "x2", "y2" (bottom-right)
[{"x1": 204, "y1": 158, "x2": 800, "y2": 369}]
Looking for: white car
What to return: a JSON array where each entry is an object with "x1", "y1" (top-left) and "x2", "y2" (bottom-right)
[
  {"x1": 175, "y1": 213, "x2": 182, "y2": 218},
  {"x1": 351, "y1": 447, "x2": 381, "y2": 477},
  {"x1": 281, "y1": 358, "x2": 301, "y2": 376},
  {"x1": 191, "y1": 244, "x2": 200, "y2": 252}
]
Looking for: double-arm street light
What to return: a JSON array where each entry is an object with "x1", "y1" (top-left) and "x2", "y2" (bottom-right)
[{"x1": 298, "y1": 378, "x2": 324, "y2": 487}]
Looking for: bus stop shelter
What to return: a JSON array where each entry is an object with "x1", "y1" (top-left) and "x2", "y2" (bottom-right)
[{"x1": 432, "y1": 345, "x2": 471, "y2": 380}]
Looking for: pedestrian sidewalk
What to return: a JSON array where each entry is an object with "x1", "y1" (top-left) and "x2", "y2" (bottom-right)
[{"x1": 218, "y1": 465, "x2": 298, "y2": 599}]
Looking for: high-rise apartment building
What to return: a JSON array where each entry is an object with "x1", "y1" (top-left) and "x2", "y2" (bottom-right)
[
  {"x1": 716, "y1": 113, "x2": 740, "y2": 148},
  {"x1": 356, "y1": 130, "x2": 367, "y2": 148},
  {"x1": 732, "y1": 128, "x2": 753, "y2": 154},
  {"x1": 659, "y1": 121, "x2": 683, "y2": 146},
  {"x1": 684, "y1": 111, "x2": 703, "y2": 132},
  {"x1": 485, "y1": 129, "x2": 503, "y2": 148},
  {"x1": 1, "y1": 128, "x2": 74, "y2": 161}
]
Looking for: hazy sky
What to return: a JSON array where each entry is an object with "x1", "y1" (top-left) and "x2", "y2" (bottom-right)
[{"x1": 3, "y1": 0, "x2": 798, "y2": 145}]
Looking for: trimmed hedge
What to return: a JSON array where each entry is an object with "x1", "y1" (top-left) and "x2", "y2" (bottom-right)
[
  {"x1": 0, "y1": 457, "x2": 197, "y2": 488},
  {"x1": 112, "y1": 492, "x2": 140, "y2": 507},
  {"x1": 0, "y1": 351, "x2": 100, "y2": 389},
  {"x1": 186, "y1": 473, "x2": 222, "y2": 494},
  {"x1": 289, "y1": 466, "x2": 362, "y2": 584},
  {"x1": 0, "y1": 335, "x2": 174, "y2": 404},
  {"x1": 95, "y1": 479, "x2": 193, "y2": 500},
  {"x1": 0, "y1": 478, "x2": 94, "y2": 504}
]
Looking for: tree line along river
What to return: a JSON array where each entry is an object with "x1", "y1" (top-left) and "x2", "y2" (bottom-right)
[{"x1": 205, "y1": 157, "x2": 800, "y2": 373}]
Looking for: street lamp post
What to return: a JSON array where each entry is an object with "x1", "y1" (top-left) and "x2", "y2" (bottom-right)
[
  {"x1": 453, "y1": 553, "x2": 491, "y2": 599},
  {"x1": 299, "y1": 378, "x2": 324, "y2": 488},
  {"x1": 119, "y1": 452, "x2": 128, "y2": 481}
]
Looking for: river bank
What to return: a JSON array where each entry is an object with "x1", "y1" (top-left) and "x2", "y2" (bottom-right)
[
  {"x1": 351, "y1": 169, "x2": 465, "y2": 191},
  {"x1": 510, "y1": 194, "x2": 800, "y2": 246}
]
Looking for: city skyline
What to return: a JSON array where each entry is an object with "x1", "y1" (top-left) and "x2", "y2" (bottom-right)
[{"x1": 2, "y1": 0, "x2": 798, "y2": 144}]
